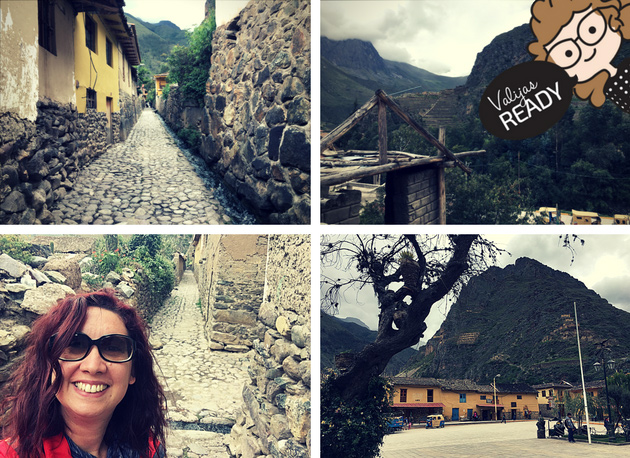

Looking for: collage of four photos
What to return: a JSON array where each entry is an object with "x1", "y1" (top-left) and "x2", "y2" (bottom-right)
[{"x1": 2, "y1": 0, "x2": 630, "y2": 457}]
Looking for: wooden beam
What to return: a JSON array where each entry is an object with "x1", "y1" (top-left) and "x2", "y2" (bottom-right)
[
  {"x1": 320, "y1": 95, "x2": 378, "y2": 153},
  {"x1": 375, "y1": 89, "x2": 472, "y2": 174},
  {"x1": 321, "y1": 157, "x2": 446, "y2": 187},
  {"x1": 320, "y1": 150, "x2": 485, "y2": 187},
  {"x1": 72, "y1": 0, "x2": 120, "y2": 14}
]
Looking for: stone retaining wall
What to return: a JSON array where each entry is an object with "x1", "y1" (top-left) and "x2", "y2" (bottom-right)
[
  {"x1": 201, "y1": 0, "x2": 311, "y2": 224},
  {"x1": 229, "y1": 234, "x2": 311, "y2": 458},
  {"x1": 192, "y1": 235, "x2": 267, "y2": 351},
  {"x1": 0, "y1": 97, "x2": 140, "y2": 224},
  {"x1": 157, "y1": 85, "x2": 205, "y2": 135},
  {"x1": 119, "y1": 91, "x2": 144, "y2": 141}
]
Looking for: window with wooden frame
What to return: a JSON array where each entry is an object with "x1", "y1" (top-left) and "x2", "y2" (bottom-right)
[
  {"x1": 399, "y1": 388, "x2": 407, "y2": 403},
  {"x1": 427, "y1": 389, "x2": 433, "y2": 403},
  {"x1": 38, "y1": 0, "x2": 56, "y2": 55},
  {"x1": 106, "y1": 38, "x2": 113, "y2": 66},
  {"x1": 86, "y1": 88, "x2": 97, "y2": 110},
  {"x1": 85, "y1": 14, "x2": 96, "y2": 52}
]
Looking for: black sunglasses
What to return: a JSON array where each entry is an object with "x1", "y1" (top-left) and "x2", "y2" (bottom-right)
[{"x1": 49, "y1": 333, "x2": 136, "y2": 363}]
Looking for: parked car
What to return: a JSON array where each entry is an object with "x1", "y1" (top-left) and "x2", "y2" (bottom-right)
[
  {"x1": 426, "y1": 414, "x2": 445, "y2": 428},
  {"x1": 386, "y1": 416, "x2": 404, "y2": 433}
]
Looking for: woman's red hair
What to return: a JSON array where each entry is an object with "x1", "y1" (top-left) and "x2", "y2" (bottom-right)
[{"x1": 0, "y1": 290, "x2": 167, "y2": 458}]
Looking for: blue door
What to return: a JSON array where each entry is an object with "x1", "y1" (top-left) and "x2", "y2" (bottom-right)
[
  {"x1": 452, "y1": 408, "x2": 459, "y2": 421},
  {"x1": 467, "y1": 409, "x2": 473, "y2": 420}
]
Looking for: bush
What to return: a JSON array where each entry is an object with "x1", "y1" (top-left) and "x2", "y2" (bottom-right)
[
  {"x1": 321, "y1": 371, "x2": 393, "y2": 458},
  {"x1": 129, "y1": 235, "x2": 162, "y2": 258},
  {"x1": 137, "y1": 253, "x2": 175, "y2": 305},
  {"x1": 0, "y1": 235, "x2": 32, "y2": 264},
  {"x1": 161, "y1": 83, "x2": 171, "y2": 100},
  {"x1": 166, "y1": 13, "x2": 215, "y2": 104},
  {"x1": 178, "y1": 127, "x2": 201, "y2": 153}
]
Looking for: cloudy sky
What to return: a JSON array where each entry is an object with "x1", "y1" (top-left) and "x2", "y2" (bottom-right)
[
  {"x1": 321, "y1": 234, "x2": 630, "y2": 342},
  {"x1": 321, "y1": 0, "x2": 534, "y2": 77},
  {"x1": 124, "y1": 0, "x2": 248, "y2": 30}
]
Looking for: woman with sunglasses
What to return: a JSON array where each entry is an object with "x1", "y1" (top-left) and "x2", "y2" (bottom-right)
[{"x1": 0, "y1": 290, "x2": 167, "y2": 458}]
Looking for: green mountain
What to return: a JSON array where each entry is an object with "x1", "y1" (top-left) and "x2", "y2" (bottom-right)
[
  {"x1": 402, "y1": 257, "x2": 630, "y2": 385},
  {"x1": 125, "y1": 13, "x2": 188, "y2": 75},
  {"x1": 321, "y1": 312, "x2": 418, "y2": 376},
  {"x1": 321, "y1": 37, "x2": 467, "y2": 130}
]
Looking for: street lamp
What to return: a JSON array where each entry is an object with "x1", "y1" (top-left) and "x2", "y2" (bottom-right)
[
  {"x1": 594, "y1": 356, "x2": 616, "y2": 442},
  {"x1": 493, "y1": 374, "x2": 501, "y2": 422}
]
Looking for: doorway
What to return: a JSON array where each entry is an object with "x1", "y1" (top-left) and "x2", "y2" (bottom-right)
[{"x1": 106, "y1": 97, "x2": 113, "y2": 143}]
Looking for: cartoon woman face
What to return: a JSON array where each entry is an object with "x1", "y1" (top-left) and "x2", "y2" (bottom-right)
[{"x1": 545, "y1": 8, "x2": 622, "y2": 82}]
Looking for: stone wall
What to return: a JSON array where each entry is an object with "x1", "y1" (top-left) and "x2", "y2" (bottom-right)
[
  {"x1": 0, "y1": 98, "x2": 139, "y2": 224},
  {"x1": 157, "y1": 85, "x2": 205, "y2": 135},
  {"x1": 321, "y1": 188, "x2": 362, "y2": 224},
  {"x1": 201, "y1": 0, "x2": 311, "y2": 224},
  {"x1": 173, "y1": 252, "x2": 186, "y2": 285},
  {"x1": 230, "y1": 234, "x2": 311, "y2": 458},
  {"x1": 192, "y1": 235, "x2": 267, "y2": 351},
  {"x1": 385, "y1": 166, "x2": 441, "y2": 224},
  {"x1": 119, "y1": 90, "x2": 144, "y2": 141}
]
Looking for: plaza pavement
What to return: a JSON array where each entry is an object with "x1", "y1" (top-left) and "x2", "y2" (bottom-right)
[{"x1": 380, "y1": 420, "x2": 630, "y2": 457}]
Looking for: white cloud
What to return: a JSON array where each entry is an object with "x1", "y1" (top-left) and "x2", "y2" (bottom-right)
[{"x1": 322, "y1": 0, "x2": 533, "y2": 76}]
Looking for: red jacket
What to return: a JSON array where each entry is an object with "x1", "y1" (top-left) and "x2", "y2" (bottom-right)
[{"x1": 0, "y1": 434, "x2": 159, "y2": 457}]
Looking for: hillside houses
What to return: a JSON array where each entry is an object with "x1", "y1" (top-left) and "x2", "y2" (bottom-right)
[{"x1": 0, "y1": 0, "x2": 144, "y2": 224}]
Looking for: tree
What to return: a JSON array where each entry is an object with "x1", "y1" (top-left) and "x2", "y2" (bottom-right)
[
  {"x1": 604, "y1": 372, "x2": 630, "y2": 432},
  {"x1": 136, "y1": 65, "x2": 155, "y2": 95},
  {"x1": 562, "y1": 392, "x2": 598, "y2": 424},
  {"x1": 321, "y1": 235, "x2": 504, "y2": 400},
  {"x1": 166, "y1": 13, "x2": 215, "y2": 104}
]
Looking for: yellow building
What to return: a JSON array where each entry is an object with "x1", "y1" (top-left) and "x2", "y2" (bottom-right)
[
  {"x1": 534, "y1": 381, "x2": 571, "y2": 417},
  {"x1": 391, "y1": 377, "x2": 538, "y2": 423},
  {"x1": 72, "y1": 1, "x2": 140, "y2": 140},
  {"x1": 1, "y1": 0, "x2": 77, "y2": 120},
  {"x1": 154, "y1": 73, "x2": 169, "y2": 97}
]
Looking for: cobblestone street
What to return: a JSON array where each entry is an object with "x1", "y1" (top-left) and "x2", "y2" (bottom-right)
[
  {"x1": 150, "y1": 271, "x2": 250, "y2": 457},
  {"x1": 51, "y1": 110, "x2": 251, "y2": 225}
]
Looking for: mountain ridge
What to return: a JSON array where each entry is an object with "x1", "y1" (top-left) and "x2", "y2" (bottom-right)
[
  {"x1": 321, "y1": 36, "x2": 467, "y2": 129},
  {"x1": 125, "y1": 13, "x2": 188, "y2": 75},
  {"x1": 401, "y1": 257, "x2": 630, "y2": 385}
]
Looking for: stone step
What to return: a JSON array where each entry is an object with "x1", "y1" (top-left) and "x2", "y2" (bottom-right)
[{"x1": 166, "y1": 428, "x2": 230, "y2": 458}]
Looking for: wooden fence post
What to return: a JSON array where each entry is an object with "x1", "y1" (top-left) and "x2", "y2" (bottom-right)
[
  {"x1": 438, "y1": 126, "x2": 446, "y2": 224},
  {"x1": 376, "y1": 98, "x2": 388, "y2": 185}
]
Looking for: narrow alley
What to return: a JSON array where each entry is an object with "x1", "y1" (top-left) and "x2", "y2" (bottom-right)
[
  {"x1": 50, "y1": 110, "x2": 253, "y2": 225},
  {"x1": 150, "y1": 270, "x2": 250, "y2": 458}
]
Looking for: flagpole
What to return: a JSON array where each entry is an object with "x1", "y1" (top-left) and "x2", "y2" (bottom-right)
[{"x1": 574, "y1": 301, "x2": 592, "y2": 444}]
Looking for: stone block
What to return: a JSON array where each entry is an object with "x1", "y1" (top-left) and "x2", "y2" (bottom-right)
[
  {"x1": 21, "y1": 283, "x2": 75, "y2": 315},
  {"x1": 214, "y1": 309, "x2": 257, "y2": 326}
]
